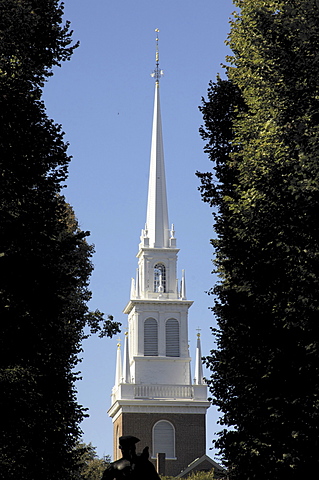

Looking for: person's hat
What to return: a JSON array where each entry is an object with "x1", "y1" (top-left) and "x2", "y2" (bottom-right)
[{"x1": 119, "y1": 435, "x2": 140, "y2": 448}]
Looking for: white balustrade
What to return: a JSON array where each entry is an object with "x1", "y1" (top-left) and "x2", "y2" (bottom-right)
[{"x1": 134, "y1": 384, "x2": 193, "y2": 399}]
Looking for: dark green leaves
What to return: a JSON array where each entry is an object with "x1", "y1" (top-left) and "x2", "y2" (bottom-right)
[
  {"x1": 0, "y1": 2, "x2": 119, "y2": 479},
  {"x1": 200, "y1": 2, "x2": 319, "y2": 479}
]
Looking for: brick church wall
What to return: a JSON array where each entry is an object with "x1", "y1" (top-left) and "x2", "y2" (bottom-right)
[{"x1": 113, "y1": 412, "x2": 206, "y2": 477}]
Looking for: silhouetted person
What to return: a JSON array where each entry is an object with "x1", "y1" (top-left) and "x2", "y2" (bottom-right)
[{"x1": 102, "y1": 435, "x2": 160, "y2": 480}]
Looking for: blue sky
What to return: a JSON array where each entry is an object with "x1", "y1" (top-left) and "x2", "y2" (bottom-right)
[{"x1": 43, "y1": 0, "x2": 235, "y2": 460}]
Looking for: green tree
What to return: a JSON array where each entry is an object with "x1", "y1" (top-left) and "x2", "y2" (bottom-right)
[
  {"x1": 161, "y1": 471, "x2": 216, "y2": 480},
  {"x1": 75, "y1": 442, "x2": 111, "y2": 480},
  {"x1": 199, "y1": 1, "x2": 319, "y2": 479},
  {"x1": 0, "y1": 1, "x2": 120, "y2": 479}
]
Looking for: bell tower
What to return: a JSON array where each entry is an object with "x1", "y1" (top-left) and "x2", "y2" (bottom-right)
[{"x1": 108, "y1": 31, "x2": 210, "y2": 476}]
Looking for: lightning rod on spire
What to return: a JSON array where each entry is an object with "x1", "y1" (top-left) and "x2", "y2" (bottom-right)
[{"x1": 151, "y1": 28, "x2": 164, "y2": 82}]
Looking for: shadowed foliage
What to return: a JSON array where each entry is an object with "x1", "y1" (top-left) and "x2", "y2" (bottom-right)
[
  {"x1": 0, "y1": 1, "x2": 120, "y2": 479},
  {"x1": 198, "y1": 1, "x2": 319, "y2": 479}
]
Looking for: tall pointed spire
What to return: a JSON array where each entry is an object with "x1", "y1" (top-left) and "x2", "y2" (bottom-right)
[{"x1": 146, "y1": 29, "x2": 169, "y2": 248}]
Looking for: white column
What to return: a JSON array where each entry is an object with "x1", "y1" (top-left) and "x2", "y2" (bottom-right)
[
  {"x1": 194, "y1": 333, "x2": 204, "y2": 385},
  {"x1": 115, "y1": 340, "x2": 122, "y2": 386},
  {"x1": 123, "y1": 332, "x2": 131, "y2": 383}
]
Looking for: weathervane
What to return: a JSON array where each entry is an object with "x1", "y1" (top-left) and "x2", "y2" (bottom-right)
[{"x1": 151, "y1": 28, "x2": 164, "y2": 83}]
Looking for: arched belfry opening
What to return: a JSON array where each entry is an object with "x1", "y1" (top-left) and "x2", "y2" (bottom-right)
[{"x1": 154, "y1": 263, "x2": 166, "y2": 293}]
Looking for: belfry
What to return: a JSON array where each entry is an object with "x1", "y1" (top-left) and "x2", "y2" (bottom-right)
[{"x1": 108, "y1": 31, "x2": 210, "y2": 477}]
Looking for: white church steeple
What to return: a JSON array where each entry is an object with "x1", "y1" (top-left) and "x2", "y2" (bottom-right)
[{"x1": 108, "y1": 32, "x2": 209, "y2": 475}]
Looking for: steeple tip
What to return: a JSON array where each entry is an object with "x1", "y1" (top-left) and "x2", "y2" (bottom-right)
[{"x1": 150, "y1": 28, "x2": 164, "y2": 83}]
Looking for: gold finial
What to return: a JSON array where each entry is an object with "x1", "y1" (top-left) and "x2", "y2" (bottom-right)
[
  {"x1": 117, "y1": 337, "x2": 121, "y2": 349},
  {"x1": 151, "y1": 28, "x2": 163, "y2": 83},
  {"x1": 196, "y1": 327, "x2": 201, "y2": 338}
]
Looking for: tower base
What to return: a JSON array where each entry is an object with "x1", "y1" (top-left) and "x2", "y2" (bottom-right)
[{"x1": 113, "y1": 412, "x2": 206, "y2": 477}]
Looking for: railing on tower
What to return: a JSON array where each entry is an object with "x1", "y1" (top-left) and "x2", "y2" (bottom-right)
[
  {"x1": 111, "y1": 381, "x2": 208, "y2": 404},
  {"x1": 134, "y1": 384, "x2": 193, "y2": 399}
]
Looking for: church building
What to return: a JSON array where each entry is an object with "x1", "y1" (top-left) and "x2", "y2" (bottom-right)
[{"x1": 108, "y1": 32, "x2": 210, "y2": 477}]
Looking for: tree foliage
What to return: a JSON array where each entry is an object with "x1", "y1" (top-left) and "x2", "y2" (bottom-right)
[
  {"x1": 161, "y1": 470, "x2": 218, "y2": 480},
  {"x1": 75, "y1": 442, "x2": 111, "y2": 480},
  {"x1": 0, "y1": 1, "x2": 120, "y2": 479},
  {"x1": 199, "y1": 1, "x2": 319, "y2": 479}
]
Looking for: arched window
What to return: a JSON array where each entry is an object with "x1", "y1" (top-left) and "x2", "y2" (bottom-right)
[
  {"x1": 154, "y1": 263, "x2": 166, "y2": 293},
  {"x1": 115, "y1": 425, "x2": 121, "y2": 460},
  {"x1": 153, "y1": 420, "x2": 175, "y2": 459},
  {"x1": 144, "y1": 318, "x2": 158, "y2": 356},
  {"x1": 166, "y1": 318, "x2": 180, "y2": 357}
]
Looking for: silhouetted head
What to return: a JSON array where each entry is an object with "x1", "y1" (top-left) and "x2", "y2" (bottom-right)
[{"x1": 119, "y1": 436, "x2": 140, "y2": 459}]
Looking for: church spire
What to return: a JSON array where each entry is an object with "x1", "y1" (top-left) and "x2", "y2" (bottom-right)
[{"x1": 146, "y1": 29, "x2": 169, "y2": 248}]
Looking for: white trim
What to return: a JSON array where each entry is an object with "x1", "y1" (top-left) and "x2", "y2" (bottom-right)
[
  {"x1": 123, "y1": 299, "x2": 193, "y2": 314},
  {"x1": 108, "y1": 399, "x2": 210, "y2": 421}
]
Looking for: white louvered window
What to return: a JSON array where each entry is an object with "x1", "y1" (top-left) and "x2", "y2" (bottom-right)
[
  {"x1": 154, "y1": 263, "x2": 166, "y2": 293},
  {"x1": 166, "y1": 318, "x2": 180, "y2": 357},
  {"x1": 144, "y1": 318, "x2": 158, "y2": 356},
  {"x1": 153, "y1": 421, "x2": 175, "y2": 459}
]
